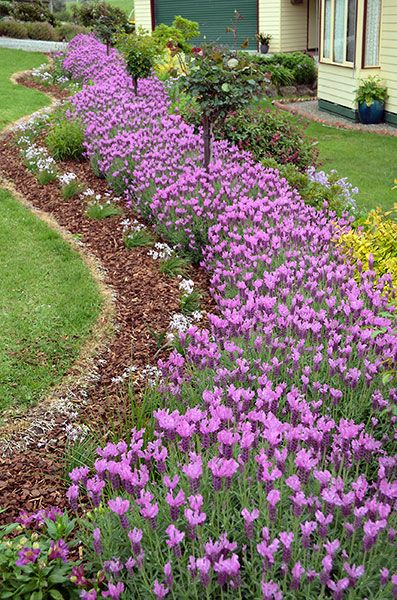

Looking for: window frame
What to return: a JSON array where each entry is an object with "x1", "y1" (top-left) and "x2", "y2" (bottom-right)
[
  {"x1": 320, "y1": 0, "x2": 357, "y2": 68},
  {"x1": 361, "y1": 0, "x2": 382, "y2": 69}
]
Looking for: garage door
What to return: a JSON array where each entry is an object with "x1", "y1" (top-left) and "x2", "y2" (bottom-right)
[{"x1": 154, "y1": 0, "x2": 258, "y2": 51}]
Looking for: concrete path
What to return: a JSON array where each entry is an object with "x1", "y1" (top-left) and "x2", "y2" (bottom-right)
[{"x1": 0, "y1": 37, "x2": 67, "y2": 53}]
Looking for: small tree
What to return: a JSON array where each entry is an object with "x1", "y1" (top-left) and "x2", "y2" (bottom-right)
[
  {"x1": 181, "y1": 45, "x2": 266, "y2": 168},
  {"x1": 152, "y1": 15, "x2": 200, "y2": 54},
  {"x1": 116, "y1": 32, "x2": 158, "y2": 95}
]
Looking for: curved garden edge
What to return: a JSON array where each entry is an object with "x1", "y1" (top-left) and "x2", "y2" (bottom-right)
[
  {"x1": 0, "y1": 80, "x2": 117, "y2": 456},
  {"x1": 0, "y1": 174, "x2": 116, "y2": 455}
]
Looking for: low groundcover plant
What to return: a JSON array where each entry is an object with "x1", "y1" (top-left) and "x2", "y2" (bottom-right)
[{"x1": 6, "y1": 34, "x2": 396, "y2": 600}]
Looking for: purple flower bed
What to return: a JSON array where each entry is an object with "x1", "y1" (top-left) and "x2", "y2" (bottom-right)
[{"x1": 60, "y1": 35, "x2": 397, "y2": 599}]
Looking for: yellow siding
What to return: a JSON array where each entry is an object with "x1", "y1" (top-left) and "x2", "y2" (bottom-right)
[
  {"x1": 259, "y1": 0, "x2": 281, "y2": 53},
  {"x1": 280, "y1": 0, "x2": 308, "y2": 52},
  {"x1": 379, "y1": 0, "x2": 397, "y2": 114},
  {"x1": 318, "y1": 0, "x2": 397, "y2": 117},
  {"x1": 134, "y1": 0, "x2": 152, "y2": 32}
]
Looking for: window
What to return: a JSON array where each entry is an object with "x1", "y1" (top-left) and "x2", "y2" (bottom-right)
[
  {"x1": 363, "y1": 0, "x2": 381, "y2": 66},
  {"x1": 321, "y1": 0, "x2": 357, "y2": 65}
]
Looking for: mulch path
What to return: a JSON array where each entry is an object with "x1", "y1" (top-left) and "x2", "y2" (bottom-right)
[{"x1": 0, "y1": 77, "x2": 214, "y2": 523}]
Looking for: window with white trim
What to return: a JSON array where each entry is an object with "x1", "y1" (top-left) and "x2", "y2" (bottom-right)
[
  {"x1": 321, "y1": 0, "x2": 357, "y2": 65},
  {"x1": 363, "y1": 0, "x2": 381, "y2": 67}
]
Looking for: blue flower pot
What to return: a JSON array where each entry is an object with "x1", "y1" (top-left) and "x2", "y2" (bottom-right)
[{"x1": 358, "y1": 100, "x2": 385, "y2": 125}]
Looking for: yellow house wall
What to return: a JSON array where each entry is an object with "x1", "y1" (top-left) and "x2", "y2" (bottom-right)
[
  {"x1": 280, "y1": 0, "x2": 308, "y2": 51},
  {"x1": 134, "y1": 0, "x2": 152, "y2": 32},
  {"x1": 259, "y1": 0, "x2": 308, "y2": 53},
  {"x1": 318, "y1": 0, "x2": 397, "y2": 116},
  {"x1": 379, "y1": 0, "x2": 397, "y2": 114},
  {"x1": 259, "y1": 0, "x2": 281, "y2": 53}
]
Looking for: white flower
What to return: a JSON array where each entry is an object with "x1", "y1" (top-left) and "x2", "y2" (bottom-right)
[
  {"x1": 148, "y1": 242, "x2": 174, "y2": 260},
  {"x1": 58, "y1": 172, "x2": 77, "y2": 186},
  {"x1": 179, "y1": 278, "x2": 194, "y2": 295}
]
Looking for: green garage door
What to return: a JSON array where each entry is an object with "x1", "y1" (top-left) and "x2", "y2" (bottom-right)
[{"x1": 154, "y1": 0, "x2": 258, "y2": 50}]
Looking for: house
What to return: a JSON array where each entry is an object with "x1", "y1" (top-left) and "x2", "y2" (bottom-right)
[
  {"x1": 317, "y1": 0, "x2": 397, "y2": 126},
  {"x1": 134, "y1": 0, "x2": 320, "y2": 53}
]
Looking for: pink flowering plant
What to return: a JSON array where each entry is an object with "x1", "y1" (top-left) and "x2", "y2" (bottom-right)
[
  {"x1": 55, "y1": 35, "x2": 397, "y2": 599},
  {"x1": 0, "y1": 508, "x2": 81, "y2": 598}
]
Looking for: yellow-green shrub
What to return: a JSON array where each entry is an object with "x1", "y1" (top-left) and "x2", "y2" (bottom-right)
[{"x1": 336, "y1": 205, "x2": 397, "y2": 295}]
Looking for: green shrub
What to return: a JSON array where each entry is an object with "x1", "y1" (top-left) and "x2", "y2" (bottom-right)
[
  {"x1": 55, "y1": 22, "x2": 88, "y2": 41},
  {"x1": 72, "y1": 1, "x2": 126, "y2": 29},
  {"x1": 53, "y1": 8, "x2": 72, "y2": 22},
  {"x1": 115, "y1": 31, "x2": 158, "y2": 94},
  {"x1": 266, "y1": 64, "x2": 295, "y2": 90},
  {"x1": 0, "y1": 1, "x2": 11, "y2": 17},
  {"x1": 25, "y1": 20, "x2": 58, "y2": 40},
  {"x1": 0, "y1": 19, "x2": 28, "y2": 38},
  {"x1": 217, "y1": 106, "x2": 318, "y2": 171},
  {"x1": 123, "y1": 228, "x2": 154, "y2": 249},
  {"x1": 272, "y1": 52, "x2": 317, "y2": 85},
  {"x1": 86, "y1": 200, "x2": 123, "y2": 219},
  {"x1": 12, "y1": 0, "x2": 56, "y2": 25},
  {"x1": 152, "y1": 15, "x2": 200, "y2": 53},
  {"x1": 46, "y1": 119, "x2": 85, "y2": 161},
  {"x1": 159, "y1": 256, "x2": 190, "y2": 277}
]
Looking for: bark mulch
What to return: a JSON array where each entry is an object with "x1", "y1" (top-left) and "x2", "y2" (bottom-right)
[{"x1": 0, "y1": 79, "x2": 214, "y2": 523}]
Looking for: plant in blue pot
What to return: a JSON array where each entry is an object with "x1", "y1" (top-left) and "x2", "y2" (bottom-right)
[{"x1": 354, "y1": 76, "x2": 388, "y2": 125}]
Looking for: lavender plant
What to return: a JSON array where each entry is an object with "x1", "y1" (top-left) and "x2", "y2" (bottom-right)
[{"x1": 53, "y1": 35, "x2": 397, "y2": 600}]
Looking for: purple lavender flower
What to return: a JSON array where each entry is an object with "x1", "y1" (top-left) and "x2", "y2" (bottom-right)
[
  {"x1": 102, "y1": 582, "x2": 125, "y2": 599},
  {"x1": 108, "y1": 497, "x2": 130, "y2": 529},
  {"x1": 16, "y1": 547, "x2": 41, "y2": 566},
  {"x1": 48, "y1": 539, "x2": 69, "y2": 563}
]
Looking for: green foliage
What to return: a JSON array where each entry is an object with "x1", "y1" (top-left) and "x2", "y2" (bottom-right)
[
  {"x1": 152, "y1": 15, "x2": 200, "y2": 53},
  {"x1": 248, "y1": 51, "x2": 317, "y2": 86},
  {"x1": 37, "y1": 168, "x2": 58, "y2": 184},
  {"x1": 123, "y1": 228, "x2": 154, "y2": 249},
  {"x1": 0, "y1": 19, "x2": 28, "y2": 38},
  {"x1": 90, "y1": 152, "x2": 105, "y2": 179},
  {"x1": 261, "y1": 158, "x2": 359, "y2": 216},
  {"x1": 55, "y1": 23, "x2": 89, "y2": 41},
  {"x1": 72, "y1": 0, "x2": 126, "y2": 27},
  {"x1": 217, "y1": 106, "x2": 317, "y2": 171},
  {"x1": 46, "y1": 119, "x2": 85, "y2": 161},
  {"x1": 354, "y1": 75, "x2": 388, "y2": 106},
  {"x1": 167, "y1": 78, "x2": 201, "y2": 128},
  {"x1": 116, "y1": 31, "x2": 158, "y2": 93},
  {"x1": 25, "y1": 20, "x2": 58, "y2": 41},
  {"x1": 0, "y1": 513, "x2": 79, "y2": 599},
  {"x1": 180, "y1": 289, "x2": 201, "y2": 315},
  {"x1": 60, "y1": 179, "x2": 82, "y2": 200},
  {"x1": 86, "y1": 200, "x2": 123, "y2": 219},
  {"x1": 0, "y1": 1, "x2": 11, "y2": 17},
  {"x1": 159, "y1": 256, "x2": 190, "y2": 277},
  {"x1": 266, "y1": 64, "x2": 295, "y2": 90},
  {"x1": 182, "y1": 45, "x2": 266, "y2": 166},
  {"x1": 11, "y1": 0, "x2": 56, "y2": 25}
]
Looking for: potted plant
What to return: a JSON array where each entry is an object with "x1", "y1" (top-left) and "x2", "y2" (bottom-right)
[
  {"x1": 257, "y1": 33, "x2": 272, "y2": 54},
  {"x1": 354, "y1": 76, "x2": 388, "y2": 125}
]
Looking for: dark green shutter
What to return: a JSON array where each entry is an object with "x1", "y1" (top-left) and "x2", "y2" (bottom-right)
[{"x1": 154, "y1": 0, "x2": 258, "y2": 50}]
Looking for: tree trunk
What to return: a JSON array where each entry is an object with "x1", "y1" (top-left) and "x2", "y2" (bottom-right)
[
  {"x1": 133, "y1": 77, "x2": 138, "y2": 95},
  {"x1": 202, "y1": 115, "x2": 213, "y2": 170}
]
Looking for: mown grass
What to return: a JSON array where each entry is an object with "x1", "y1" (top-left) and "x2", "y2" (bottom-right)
[
  {"x1": 258, "y1": 97, "x2": 397, "y2": 213},
  {"x1": 0, "y1": 189, "x2": 102, "y2": 412},
  {"x1": 0, "y1": 49, "x2": 102, "y2": 413},
  {"x1": 0, "y1": 48, "x2": 50, "y2": 130},
  {"x1": 305, "y1": 120, "x2": 397, "y2": 213}
]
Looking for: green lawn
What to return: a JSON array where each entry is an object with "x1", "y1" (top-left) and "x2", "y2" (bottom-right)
[
  {"x1": 0, "y1": 49, "x2": 102, "y2": 412},
  {"x1": 304, "y1": 120, "x2": 397, "y2": 213},
  {"x1": 0, "y1": 48, "x2": 50, "y2": 130},
  {"x1": 0, "y1": 189, "x2": 102, "y2": 412}
]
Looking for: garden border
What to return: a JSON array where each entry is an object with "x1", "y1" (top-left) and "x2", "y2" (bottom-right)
[{"x1": 0, "y1": 86, "x2": 117, "y2": 456}]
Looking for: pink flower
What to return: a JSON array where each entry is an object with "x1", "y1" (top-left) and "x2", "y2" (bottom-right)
[{"x1": 108, "y1": 497, "x2": 130, "y2": 529}]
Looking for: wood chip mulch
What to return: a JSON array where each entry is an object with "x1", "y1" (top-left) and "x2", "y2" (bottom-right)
[{"x1": 0, "y1": 80, "x2": 214, "y2": 523}]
